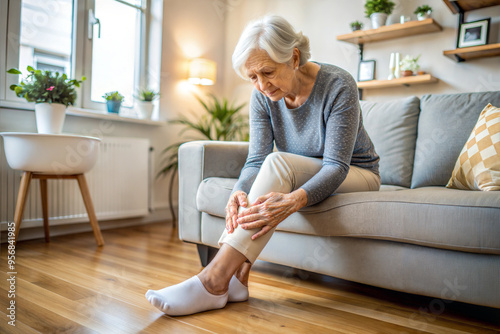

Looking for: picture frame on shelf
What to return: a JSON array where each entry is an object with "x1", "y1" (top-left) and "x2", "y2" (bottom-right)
[
  {"x1": 358, "y1": 60, "x2": 376, "y2": 81},
  {"x1": 458, "y1": 18, "x2": 490, "y2": 48}
]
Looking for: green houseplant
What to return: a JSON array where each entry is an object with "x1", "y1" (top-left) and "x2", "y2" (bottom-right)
[
  {"x1": 414, "y1": 5, "x2": 432, "y2": 21},
  {"x1": 7, "y1": 66, "x2": 85, "y2": 134},
  {"x1": 135, "y1": 89, "x2": 159, "y2": 119},
  {"x1": 158, "y1": 93, "x2": 248, "y2": 222},
  {"x1": 350, "y1": 20, "x2": 364, "y2": 31},
  {"x1": 364, "y1": 0, "x2": 396, "y2": 29},
  {"x1": 103, "y1": 91, "x2": 124, "y2": 114},
  {"x1": 399, "y1": 55, "x2": 421, "y2": 76}
]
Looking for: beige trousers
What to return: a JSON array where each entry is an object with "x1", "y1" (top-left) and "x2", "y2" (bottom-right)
[{"x1": 218, "y1": 152, "x2": 381, "y2": 263}]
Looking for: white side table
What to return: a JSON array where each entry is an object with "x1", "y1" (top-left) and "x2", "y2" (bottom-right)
[{"x1": 0, "y1": 133, "x2": 104, "y2": 246}]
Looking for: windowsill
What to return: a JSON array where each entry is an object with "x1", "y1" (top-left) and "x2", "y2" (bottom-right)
[{"x1": 0, "y1": 100, "x2": 166, "y2": 126}]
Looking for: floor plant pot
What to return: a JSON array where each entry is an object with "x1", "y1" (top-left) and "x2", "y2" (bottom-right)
[
  {"x1": 106, "y1": 100, "x2": 122, "y2": 114},
  {"x1": 34, "y1": 103, "x2": 67, "y2": 134},
  {"x1": 136, "y1": 101, "x2": 154, "y2": 119},
  {"x1": 370, "y1": 13, "x2": 388, "y2": 29}
]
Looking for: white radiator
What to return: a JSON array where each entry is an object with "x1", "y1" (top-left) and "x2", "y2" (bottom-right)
[{"x1": 0, "y1": 137, "x2": 150, "y2": 228}]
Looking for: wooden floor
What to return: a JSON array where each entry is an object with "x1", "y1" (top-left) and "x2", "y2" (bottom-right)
[{"x1": 1, "y1": 222, "x2": 499, "y2": 334}]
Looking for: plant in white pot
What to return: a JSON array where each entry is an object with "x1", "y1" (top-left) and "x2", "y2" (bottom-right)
[
  {"x1": 414, "y1": 5, "x2": 432, "y2": 21},
  {"x1": 135, "y1": 89, "x2": 159, "y2": 119},
  {"x1": 103, "y1": 91, "x2": 124, "y2": 114},
  {"x1": 400, "y1": 55, "x2": 421, "y2": 77},
  {"x1": 7, "y1": 66, "x2": 85, "y2": 134},
  {"x1": 364, "y1": 0, "x2": 395, "y2": 29}
]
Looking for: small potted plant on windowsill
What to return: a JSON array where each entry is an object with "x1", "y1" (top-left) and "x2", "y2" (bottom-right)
[
  {"x1": 414, "y1": 5, "x2": 432, "y2": 21},
  {"x1": 399, "y1": 55, "x2": 421, "y2": 76},
  {"x1": 7, "y1": 66, "x2": 85, "y2": 134},
  {"x1": 350, "y1": 20, "x2": 364, "y2": 31},
  {"x1": 365, "y1": 0, "x2": 396, "y2": 29},
  {"x1": 135, "y1": 89, "x2": 159, "y2": 119},
  {"x1": 103, "y1": 91, "x2": 124, "y2": 114}
]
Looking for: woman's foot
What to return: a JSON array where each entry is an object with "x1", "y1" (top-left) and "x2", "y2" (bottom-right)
[
  {"x1": 145, "y1": 276, "x2": 228, "y2": 316},
  {"x1": 228, "y1": 275, "x2": 249, "y2": 302}
]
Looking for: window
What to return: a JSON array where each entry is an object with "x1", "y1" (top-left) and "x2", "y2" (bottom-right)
[
  {"x1": 19, "y1": 0, "x2": 74, "y2": 77},
  {"x1": 1, "y1": 0, "x2": 161, "y2": 116}
]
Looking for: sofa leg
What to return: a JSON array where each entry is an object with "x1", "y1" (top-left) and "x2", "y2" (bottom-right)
[{"x1": 197, "y1": 244, "x2": 219, "y2": 267}]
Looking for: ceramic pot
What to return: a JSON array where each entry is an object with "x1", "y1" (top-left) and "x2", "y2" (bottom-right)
[
  {"x1": 136, "y1": 101, "x2": 154, "y2": 119},
  {"x1": 0, "y1": 132, "x2": 101, "y2": 174},
  {"x1": 106, "y1": 100, "x2": 122, "y2": 114},
  {"x1": 351, "y1": 25, "x2": 362, "y2": 32},
  {"x1": 402, "y1": 70, "x2": 414, "y2": 77},
  {"x1": 370, "y1": 13, "x2": 388, "y2": 29},
  {"x1": 417, "y1": 12, "x2": 431, "y2": 21},
  {"x1": 34, "y1": 103, "x2": 67, "y2": 134}
]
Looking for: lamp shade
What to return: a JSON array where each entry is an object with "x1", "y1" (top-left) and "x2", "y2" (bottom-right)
[{"x1": 188, "y1": 58, "x2": 217, "y2": 85}]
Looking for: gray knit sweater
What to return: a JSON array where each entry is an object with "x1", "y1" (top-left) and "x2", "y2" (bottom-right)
[{"x1": 232, "y1": 63, "x2": 380, "y2": 206}]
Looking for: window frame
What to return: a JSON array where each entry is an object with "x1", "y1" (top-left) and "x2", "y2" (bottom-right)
[{"x1": 0, "y1": 0, "x2": 161, "y2": 119}]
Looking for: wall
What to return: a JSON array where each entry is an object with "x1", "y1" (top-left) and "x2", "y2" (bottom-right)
[{"x1": 222, "y1": 0, "x2": 500, "y2": 103}]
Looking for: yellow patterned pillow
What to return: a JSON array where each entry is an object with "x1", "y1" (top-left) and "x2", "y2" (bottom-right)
[{"x1": 446, "y1": 103, "x2": 500, "y2": 191}]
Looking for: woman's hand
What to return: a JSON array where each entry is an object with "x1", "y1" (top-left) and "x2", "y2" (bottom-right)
[
  {"x1": 236, "y1": 189, "x2": 308, "y2": 240},
  {"x1": 225, "y1": 190, "x2": 249, "y2": 234}
]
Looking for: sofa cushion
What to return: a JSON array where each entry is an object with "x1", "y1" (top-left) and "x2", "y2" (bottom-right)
[
  {"x1": 411, "y1": 91, "x2": 500, "y2": 188},
  {"x1": 197, "y1": 177, "x2": 500, "y2": 255},
  {"x1": 360, "y1": 96, "x2": 420, "y2": 188},
  {"x1": 447, "y1": 103, "x2": 500, "y2": 191}
]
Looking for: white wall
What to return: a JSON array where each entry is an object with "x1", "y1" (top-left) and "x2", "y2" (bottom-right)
[{"x1": 222, "y1": 0, "x2": 500, "y2": 103}]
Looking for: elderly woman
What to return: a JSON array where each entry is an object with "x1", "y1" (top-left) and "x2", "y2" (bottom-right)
[{"x1": 146, "y1": 15, "x2": 380, "y2": 316}]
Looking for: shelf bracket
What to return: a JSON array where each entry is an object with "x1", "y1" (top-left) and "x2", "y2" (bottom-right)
[
  {"x1": 454, "y1": 54, "x2": 465, "y2": 62},
  {"x1": 455, "y1": 4, "x2": 465, "y2": 50},
  {"x1": 358, "y1": 43, "x2": 364, "y2": 61},
  {"x1": 358, "y1": 43, "x2": 364, "y2": 100}
]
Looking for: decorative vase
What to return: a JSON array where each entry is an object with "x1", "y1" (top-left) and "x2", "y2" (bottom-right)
[
  {"x1": 388, "y1": 52, "x2": 395, "y2": 80},
  {"x1": 370, "y1": 13, "x2": 388, "y2": 29},
  {"x1": 34, "y1": 103, "x2": 67, "y2": 134},
  {"x1": 402, "y1": 70, "x2": 414, "y2": 77},
  {"x1": 106, "y1": 100, "x2": 122, "y2": 114},
  {"x1": 394, "y1": 52, "x2": 401, "y2": 79},
  {"x1": 417, "y1": 11, "x2": 431, "y2": 21},
  {"x1": 136, "y1": 101, "x2": 154, "y2": 119}
]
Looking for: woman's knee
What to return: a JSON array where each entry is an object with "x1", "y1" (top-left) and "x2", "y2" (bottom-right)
[{"x1": 262, "y1": 152, "x2": 293, "y2": 173}]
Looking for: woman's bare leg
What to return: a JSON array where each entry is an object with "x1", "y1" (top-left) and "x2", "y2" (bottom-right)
[
  {"x1": 234, "y1": 262, "x2": 252, "y2": 286},
  {"x1": 197, "y1": 243, "x2": 248, "y2": 294}
]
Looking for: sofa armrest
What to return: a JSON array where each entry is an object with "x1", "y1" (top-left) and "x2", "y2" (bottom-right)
[{"x1": 178, "y1": 140, "x2": 249, "y2": 243}]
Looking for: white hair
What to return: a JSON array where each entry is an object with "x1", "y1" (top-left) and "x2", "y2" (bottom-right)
[{"x1": 232, "y1": 15, "x2": 311, "y2": 79}]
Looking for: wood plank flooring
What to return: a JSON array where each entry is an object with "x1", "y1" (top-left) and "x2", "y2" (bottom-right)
[{"x1": 1, "y1": 222, "x2": 499, "y2": 333}]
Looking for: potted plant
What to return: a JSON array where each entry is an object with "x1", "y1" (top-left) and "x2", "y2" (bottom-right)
[
  {"x1": 7, "y1": 66, "x2": 85, "y2": 134},
  {"x1": 350, "y1": 20, "x2": 364, "y2": 31},
  {"x1": 364, "y1": 0, "x2": 396, "y2": 29},
  {"x1": 103, "y1": 91, "x2": 124, "y2": 114},
  {"x1": 158, "y1": 94, "x2": 248, "y2": 223},
  {"x1": 414, "y1": 5, "x2": 432, "y2": 21},
  {"x1": 399, "y1": 55, "x2": 421, "y2": 76},
  {"x1": 135, "y1": 89, "x2": 159, "y2": 119}
]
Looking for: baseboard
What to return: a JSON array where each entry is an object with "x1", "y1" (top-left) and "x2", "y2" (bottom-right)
[{"x1": 0, "y1": 208, "x2": 174, "y2": 243}]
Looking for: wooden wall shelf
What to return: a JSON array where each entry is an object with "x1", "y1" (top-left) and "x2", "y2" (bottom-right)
[
  {"x1": 443, "y1": 43, "x2": 500, "y2": 61},
  {"x1": 443, "y1": 0, "x2": 500, "y2": 14},
  {"x1": 336, "y1": 18, "x2": 442, "y2": 45},
  {"x1": 357, "y1": 74, "x2": 439, "y2": 89}
]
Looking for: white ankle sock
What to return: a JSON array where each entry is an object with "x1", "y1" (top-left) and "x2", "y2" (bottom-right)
[
  {"x1": 228, "y1": 275, "x2": 249, "y2": 302},
  {"x1": 145, "y1": 276, "x2": 228, "y2": 316}
]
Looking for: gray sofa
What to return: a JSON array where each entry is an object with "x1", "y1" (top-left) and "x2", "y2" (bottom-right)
[{"x1": 178, "y1": 91, "x2": 500, "y2": 308}]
